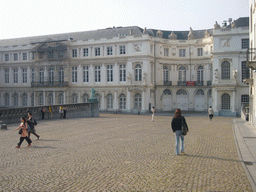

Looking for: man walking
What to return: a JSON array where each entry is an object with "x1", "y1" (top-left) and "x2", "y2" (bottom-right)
[{"x1": 208, "y1": 106, "x2": 214, "y2": 121}]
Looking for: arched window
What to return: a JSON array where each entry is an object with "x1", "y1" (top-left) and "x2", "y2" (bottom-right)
[
  {"x1": 49, "y1": 68, "x2": 54, "y2": 83},
  {"x1": 135, "y1": 64, "x2": 142, "y2": 81},
  {"x1": 95, "y1": 94, "x2": 101, "y2": 109},
  {"x1": 22, "y1": 93, "x2": 27, "y2": 107},
  {"x1": 197, "y1": 66, "x2": 204, "y2": 82},
  {"x1": 4, "y1": 93, "x2": 9, "y2": 107},
  {"x1": 39, "y1": 68, "x2": 44, "y2": 83},
  {"x1": 38, "y1": 93, "x2": 44, "y2": 106},
  {"x1": 177, "y1": 89, "x2": 187, "y2": 95},
  {"x1": 196, "y1": 89, "x2": 204, "y2": 96},
  {"x1": 119, "y1": 93, "x2": 126, "y2": 110},
  {"x1": 72, "y1": 93, "x2": 78, "y2": 104},
  {"x1": 134, "y1": 93, "x2": 142, "y2": 109},
  {"x1": 221, "y1": 93, "x2": 230, "y2": 110},
  {"x1": 178, "y1": 66, "x2": 186, "y2": 82},
  {"x1": 13, "y1": 93, "x2": 18, "y2": 107},
  {"x1": 221, "y1": 61, "x2": 230, "y2": 79},
  {"x1": 59, "y1": 67, "x2": 64, "y2": 83},
  {"x1": 48, "y1": 93, "x2": 53, "y2": 105},
  {"x1": 82, "y1": 93, "x2": 89, "y2": 103},
  {"x1": 163, "y1": 89, "x2": 171, "y2": 95},
  {"x1": 58, "y1": 93, "x2": 64, "y2": 104},
  {"x1": 163, "y1": 65, "x2": 169, "y2": 82},
  {"x1": 107, "y1": 93, "x2": 113, "y2": 109}
]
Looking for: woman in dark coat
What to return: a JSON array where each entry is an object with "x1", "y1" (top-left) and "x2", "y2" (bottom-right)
[{"x1": 171, "y1": 108, "x2": 188, "y2": 155}]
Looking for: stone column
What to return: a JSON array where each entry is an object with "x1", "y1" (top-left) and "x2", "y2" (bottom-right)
[
  {"x1": 9, "y1": 92, "x2": 12, "y2": 107},
  {"x1": 43, "y1": 91, "x2": 46, "y2": 106},
  {"x1": 232, "y1": 91, "x2": 236, "y2": 113},
  {"x1": 127, "y1": 90, "x2": 131, "y2": 112},
  {"x1": 53, "y1": 91, "x2": 56, "y2": 105},
  {"x1": 64, "y1": 91, "x2": 66, "y2": 104},
  {"x1": 114, "y1": 91, "x2": 118, "y2": 110},
  {"x1": 213, "y1": 88, "x2": 218, "y2": 115},
  {"x1": 142, "y1": 91, "x2": 145, "y2": 112},
  {"x1": 28, "y1": 92, "x2": 31, "y2": 106},
  {"x1": 18, "y1": 92, "x2": 21, "y2": 107},
  {"x1": 101, "y1": 92, "x2": 105, "y2": 110},
  {"x1": 78, "y1": 92, "x2": 81, "y2": 103}
]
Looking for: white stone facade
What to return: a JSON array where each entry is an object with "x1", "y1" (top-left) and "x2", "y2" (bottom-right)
[
  {"x1": 247, "y1": 0, "x2": 256, "y2": 125},
  {"x1": 0, "y1": 19, "x2": 249, "y2": 116}
]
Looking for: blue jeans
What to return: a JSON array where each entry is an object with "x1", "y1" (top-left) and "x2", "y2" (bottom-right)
[{"x1": 174, "y1": 130, "x2": 184, "y2": 155}]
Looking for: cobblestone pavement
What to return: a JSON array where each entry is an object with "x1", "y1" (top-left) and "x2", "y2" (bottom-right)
[{"x1": 0, "y1": 114, "x2": 253, "y2": 191}]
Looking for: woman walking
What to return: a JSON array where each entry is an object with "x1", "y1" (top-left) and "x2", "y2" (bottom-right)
[
  {"x1": 15, "y1": 117, "x2": 32, "y2": 148},
  {"x1": 171, "y1": 108, "x2": 188, "y2": 155},
  {"x1": 151, "y1": 107, "x2": 156, "y2": 122}
]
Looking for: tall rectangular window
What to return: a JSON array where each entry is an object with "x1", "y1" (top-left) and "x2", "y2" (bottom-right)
[
  {"x1": 83, "y1": 66, "x2": 89, "y2": 82},
  {"x1": 22, "y1": 53, "x2": 27, "y2": 60},
  {"x1": 72, "y1": 67, "x2": 77, "y2": 82},
  {"x1": 83, "y1": 48, "x2": 89, "y2": 57},
  {"x1": 164, "y1": 48, "x2": 169, "y2": 57},
  {"x1": 107, "y1": 65, "x2": 113, "y2": 82},
  {"x1": 5, "y1": 69, "x2": 9, "y2": 83},
  {"x1": 197, "y1": 48, "x2": 203, "y2": 56},
  {"x1": 5, "y1": 54, "x2": 9, "y2": 61},
  {"x1": 72, "y1": 49, "x2": 77, "y2": 57},
  {"x1": 95, "y1": 47, "x2": 100, "y2": 56},
  {"x1": 179, "y1": 49, "x2": 186, "y2": 57},
  {"x1": 242, "y1": 38, "x2": 249, "y2": 49},
  {"x1": 119, "y1": 64, "x2": 126, "y2": 82},
  {"x1": 242, "y1": 61, "x2": 250, "y2": 82},
  {"x1": 120, "y1": 45, "x2": 126, "y2": 54},
  {"x1": 13, "y1": 69, "x2": 18, "y2": 83},
  {"x1": 107, "y1": 46, "x2": 113, "y2": 55},
  {"x1": 22, "y1": 68, "x2": 27, "y2": 83},
  {"x1": 163, "y1": 66, "x2": 169, "y2": 82},
  {"x1": 14, "y1": 53, "x2": 18, "y2": 61},
  {"x1": 95, "y1": 65, "x2": 101, "y2": 82}
]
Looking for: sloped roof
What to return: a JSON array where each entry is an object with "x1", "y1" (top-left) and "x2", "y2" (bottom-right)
[{"x1": 0, "y1": 17, "x2": 249, "y2": 46}]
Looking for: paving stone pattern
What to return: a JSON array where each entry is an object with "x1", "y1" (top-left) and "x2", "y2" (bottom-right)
[{"x1": 0, "y1": 114, "x2": 253, "y2": 191}]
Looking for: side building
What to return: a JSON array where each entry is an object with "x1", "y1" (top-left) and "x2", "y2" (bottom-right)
[
  {"x1": 247, "y1": 0, "x2": 256, "y2": 125},
  {"x1": 0, "y1": 18, "x2": 249, "y2": 116}
]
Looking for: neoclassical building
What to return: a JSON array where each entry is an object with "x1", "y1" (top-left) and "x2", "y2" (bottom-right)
[
  {"x1": 0, "y1": 17, "x2": 250, "y2": 116},
  {"x1": 247, "y1": 0, "x2": 256, "y2": 125}
]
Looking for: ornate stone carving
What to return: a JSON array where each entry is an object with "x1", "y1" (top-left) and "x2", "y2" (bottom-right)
[
  {"x1": 221, "y1": 39, "x2": 230, "y2": 47},
  {"x1": 214, "y1": 21, "x2": 220, "y2": 29},
  {"x1": 129, "y1": 29, "x2": 133, "y2": 35},
  {"x1": 156, "y1": 30, "x2": 163, "y2": 38},
  {"x1": 168, "y1": 31, "x2": 177, "y2": 40},
  {"x1": 204, "y1": 30, "x2": 210, "y2": 38},
  {"x1": 143, "y1": 27, "x2": 147, "y2": 34},
  {"x1": 231, "y1": 21, "x2": 236, "y2": 28},
  {"x1": 134, "y1": 44, "x2": 142, "y2": 52},
  {"x1": 188, "y1": 27, "x2": 195, "y2": 40}
]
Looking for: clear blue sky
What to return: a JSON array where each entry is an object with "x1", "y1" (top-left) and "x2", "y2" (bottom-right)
[{"x1": 0, "y1": 0, "x2": 249, "y2": 40}]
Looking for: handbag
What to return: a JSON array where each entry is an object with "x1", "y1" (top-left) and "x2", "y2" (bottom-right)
[
  {"x1": 181, "y1": 116, "x2": 188, "y2": 136},
  {"x1": 18, "y1": 129, "x2": 22, "y2": 134}
]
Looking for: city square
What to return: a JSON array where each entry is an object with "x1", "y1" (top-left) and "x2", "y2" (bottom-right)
[{"x1": 0, "y1": 114, "x2": 253, "y2": 191}]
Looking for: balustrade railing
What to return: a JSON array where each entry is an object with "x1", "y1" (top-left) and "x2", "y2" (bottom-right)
[{"x1": 0, "y1": 103, "x2": 99, "y2": 124}]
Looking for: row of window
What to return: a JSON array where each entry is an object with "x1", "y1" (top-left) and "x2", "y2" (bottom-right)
[
  {"x1": 164, "y1": 48, "x2": 204, "y2": 57},
  {"x1": 72, "y1": 45, "x2": 126, "y2": 58},
  {"x1": 163, "y1": 61, "x2": 249, "y2": 82},
  {"x1": 4, "y1": 52, "x2": 28, "y2": 62},
  {"x1": 3, "y1": 91, "x2": 249, "y2": 110}
]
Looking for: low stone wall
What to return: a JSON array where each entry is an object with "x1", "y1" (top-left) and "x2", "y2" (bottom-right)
[{"x1": 0, "y1": 103, "x2": 99, "y2": 125}]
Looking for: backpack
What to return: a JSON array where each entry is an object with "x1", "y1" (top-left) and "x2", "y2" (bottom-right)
[{"x1": 33, "y1": 119, "x2": 37, "y2": 126}]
